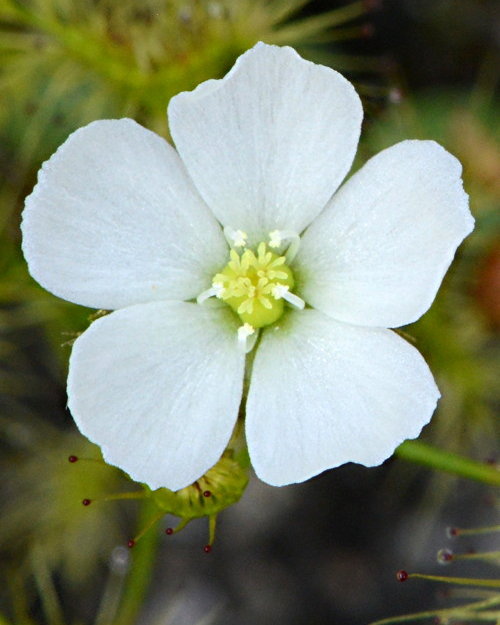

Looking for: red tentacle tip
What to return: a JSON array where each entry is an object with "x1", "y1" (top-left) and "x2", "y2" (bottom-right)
[
  {"x1": 127, "y1": 539, "x2": 135, "y2": 549},
  {"x1": 396, "y1": 570, "x2": 409, "y2": 582},
  {"x1": 68, "y1": 455, "x2": 78, "y2": 463},
  {"x1": 446, "y1": 526, "x2": 459, "y2": 538},
  {"x1": 165, "y1": 528, "x2": 173, "y2": 536},
  {"x1": 203, "y1": 490, "x2": 212, "y2": 498},
  {"x1": 82, "y1": 498, "x2": 92, "y2": 506},
  {"x1": 203, "y1": 544, "x2": 212, "y2": 554}
]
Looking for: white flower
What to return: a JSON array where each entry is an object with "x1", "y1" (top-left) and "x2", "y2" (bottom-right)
[{"x1": 21, "y1": 43, "x2": 474, "y2": 491}]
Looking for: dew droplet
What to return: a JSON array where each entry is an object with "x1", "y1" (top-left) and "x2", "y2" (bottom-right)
[{"x1": 437, "y1": 548, "x2": 453, "y2": 564}]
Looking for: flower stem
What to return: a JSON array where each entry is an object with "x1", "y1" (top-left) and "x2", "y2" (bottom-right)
[
  {"x1": 395, "y1": 440, "x2": 500, "y2": 486},
  {"x1": 113, "y1": 499, "x2": 162, "y2": 625}
]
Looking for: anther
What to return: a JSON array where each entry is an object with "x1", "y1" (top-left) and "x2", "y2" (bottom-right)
[
  {"x1": 272, "y1": 284, "x2": 305, "y2": 310},
  {"x1": 82, "y1": 498, "x2": 92, "y2": 506},
  {"x1": 165, "y1": 527, "x2": 174, "y2": 535},
  {"x1": 237, "y1": 323, "x2": 257, "y2": 353},
  {"x1": 267, "y1": 230, "x2": 300, "y2": 262},
  {"x1": 127, "y1": 539, "x2": 135, "y2": 549},
  {"x1": 268, "y1": 230, "x2": 283, "y2": 248},
  {"x1": 196, "y1": 283, "x2": 225, "y2": 305},
  {"x1": 203, "y1": 490, "x2": 212, "y2": 498},
  {"x1": 224, "y1": 226, "x2": 248, "y2": 248},
  {"x1": 203, "y1": 544, "x2": 212, "y2": 554},
  {"x1": 68, "y1": 455, "x2": 78, "y2": 463}
]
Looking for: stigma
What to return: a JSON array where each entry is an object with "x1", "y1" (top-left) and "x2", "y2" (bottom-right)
[{"x1": 198, "y1": 235, "x2": 305, "y2": 330}]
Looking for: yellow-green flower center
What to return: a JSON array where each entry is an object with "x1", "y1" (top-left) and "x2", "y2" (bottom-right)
[{"x1": 212, "y1": 242, "x2": 295, "y2": 328}]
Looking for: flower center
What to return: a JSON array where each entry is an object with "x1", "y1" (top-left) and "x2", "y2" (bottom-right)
[
  {"x1": 213, "y1": 242, "x2": 295, "y2": 328},
  {"x1": 197, "y1": 232, "x2": 305, "y2": 351}
]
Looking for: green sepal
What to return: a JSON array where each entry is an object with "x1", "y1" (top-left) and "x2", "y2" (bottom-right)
[{"x1": 148, "y1": 452, "x2": 249, "y2": 520}]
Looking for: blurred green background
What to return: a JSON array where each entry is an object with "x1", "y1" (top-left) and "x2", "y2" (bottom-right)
[{"x1": 0, "y1": 1, "x2": 498, "y2": 624}]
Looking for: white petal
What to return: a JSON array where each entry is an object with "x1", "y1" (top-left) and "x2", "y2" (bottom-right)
[
  {"x1": 67, "y1": 301, "x2": 245, "y2": 491},
  {"x1": 295, "y1": 140, "x2": 474, "y2": 328},
  {"x1": 246, "y1": 309, "x2": 439, "y2": 486},
  {"x1": 22, "y1": 119, "x2": 228, "y2": 310},
  {"x1": 168, "y1": 42, "x2": 362, "y2": 246}
]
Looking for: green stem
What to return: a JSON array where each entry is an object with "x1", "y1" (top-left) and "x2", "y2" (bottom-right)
[
  {"x1": 395, "y1": 440, "x2": 500, "y2": 486},
  {"x1": 113, "y1": 499, "x2": 162, "y2": 625}
]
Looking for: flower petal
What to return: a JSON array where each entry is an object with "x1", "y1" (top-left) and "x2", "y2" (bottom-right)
[
  {"x1": 246, "y1": 309, "x2": 439, "y2": 487},
  {"x1": 295, "y1": 140, "x2": 474, "y2": 328},
  {"x1": 168, "y1": 42, "x2": 362, "y2": 246},
  {"x1": 22, "y1": 119, "x2": 228, "y2": 310},
  {"x1": 67, "y1": 301, "x2": 245, "y2": 491}
]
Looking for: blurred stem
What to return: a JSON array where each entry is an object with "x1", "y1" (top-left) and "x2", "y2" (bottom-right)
[
  {"x1": 31, "y1": 545, "x2": 64, "y2": 625},
  {"x1": 368, "y1": 594, "x2": 500, "y2": 625},
  {"x1": 395, "y1": 440, "x2": 500, "y2": 486},
  {"x1": 113, "y1": 499, "x2": 162, "y2": 625},
  {"x1": 7, "y1": 570, "x2": 33, "y2": 625}
]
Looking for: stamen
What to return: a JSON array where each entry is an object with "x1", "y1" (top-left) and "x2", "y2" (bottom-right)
[
  {"x1": 268, "y1": 230, "x2": 283, "y2": 248},
  {"x1": 238, "y1": 299, "x2": 254, "y2": 315},
  {"x1": 237, "y1": 323, "x2": 257, "y2": 353},
  {"x1": 204, "y1": 238, "x2": 303, "y2": 328},
  {"x1": 267, "y1": 230, "x2": 301, "y2": 262},
  {"x1": 196, "y1": 283, "x2": 224, "y2": 305},
  {"x1": 272, "y1": 284, "x2": 305, "y2": 310},
  {"x1": 224, "y1": 226, "x2": 248, "y2": 248},
  {"x1": 259, "y1": 296, "x2": 272, "y2": 310},
  {"x1": 237, "y1": 322, "x2": 255, "y2": 341},
  {"x1": 213, "y1": 282, "x2": 224, "y2": 298}
]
